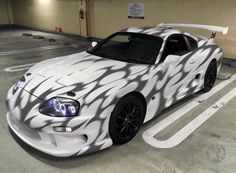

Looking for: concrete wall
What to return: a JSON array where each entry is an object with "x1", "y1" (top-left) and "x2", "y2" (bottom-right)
[
  {"x1": 11, "y1": 0, "x2": 88, "y2": 35},
  {"x1": 88, "y1": 0, "x2": 236, "y2": 59},
  {"x1": 0, "y1": 0, "x2": 9, "y2": 24},
  {"x1": 9, "y1": 0, "x2": 236, "y2": 59}
]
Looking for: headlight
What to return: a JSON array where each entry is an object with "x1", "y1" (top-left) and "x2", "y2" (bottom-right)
[{"x1": 39, "y1": 97, "x2": 80, "y2": 117}]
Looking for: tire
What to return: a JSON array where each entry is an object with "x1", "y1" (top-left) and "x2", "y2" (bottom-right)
[
  {"x1": 202, "y1": 60, "x2": 217, "y2": 92},
  {"x1": 109, "y1": 95, "x2": 145, "y2": 145}
]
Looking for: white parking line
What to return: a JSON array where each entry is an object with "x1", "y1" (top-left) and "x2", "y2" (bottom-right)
[
  {"x1": 143, "y1": 74, "x2": 236, "y2": 148},
  {"x1": 0, "y1": 45, "x2": 65, "y2": 56},
  {"x1": 4, "y1": 63, "x2": 36, "y2": 72}
]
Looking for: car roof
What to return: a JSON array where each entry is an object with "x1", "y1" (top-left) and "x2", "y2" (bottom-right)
[{"x1": 121, "y1": 26, "x2": 205, "y2": 41}]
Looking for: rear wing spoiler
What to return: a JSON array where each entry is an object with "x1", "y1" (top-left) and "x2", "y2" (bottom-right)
[{"x1": 158, "y1": 23, "x2": 229, "y2": 38}]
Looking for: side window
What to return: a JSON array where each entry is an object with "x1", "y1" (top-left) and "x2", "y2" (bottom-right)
[
  {"x1": 186, "y1": 36, "x2": 198, "y2": 51},
  {"x1": 160, "y1": 35, "x2": 189, "y2": 63}
]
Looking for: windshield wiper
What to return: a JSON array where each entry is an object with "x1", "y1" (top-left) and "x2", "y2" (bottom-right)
[
  {"x1": 89, "y1": 52, "x2": 112, "y2": 58},
  {"x1": 125, "y1": 58, "x2": 150, "y2": 64}
]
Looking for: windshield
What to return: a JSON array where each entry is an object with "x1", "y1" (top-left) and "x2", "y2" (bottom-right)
[{"x1": 88, "y1": 32, "x2": 163, "y2": 64}]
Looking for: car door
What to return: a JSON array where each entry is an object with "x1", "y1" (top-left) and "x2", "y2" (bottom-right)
[
  {"x1": 182, "y1": 35, "x2": 201, "y2": 93},
  {"x1": 159, "y1": 34, "x2": 199, "y2": 107}
]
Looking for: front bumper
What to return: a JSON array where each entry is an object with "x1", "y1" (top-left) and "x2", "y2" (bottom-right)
[
  {"x1": 6, "y1": 86, "x2": 113, "y2": 157},
  {"x1": 7, "y1": 112, "x2": 89, "y2": 157}
]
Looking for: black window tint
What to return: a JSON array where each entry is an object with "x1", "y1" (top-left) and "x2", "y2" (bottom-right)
[
  {"x1": 186, "y1": 36, "x2": 198, "y2": 51},
  {"x1": 160, "y1": 35, "x2": 189, "y2": 62},
  {"x1": 88, "y1": 33, "x2": 163, "y2": 64}
]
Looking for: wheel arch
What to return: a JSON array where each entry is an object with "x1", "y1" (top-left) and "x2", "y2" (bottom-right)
[
  {"x1": 202, "y1": 58, "x2": 218, "y2": 92},
  {"x1": 122, "y1": 91, "x2": 147, "y2": 118},
  {"x1": 211, "y1": 58, "x2": 219, "y2": 73},
  {"x1": 212, "y1": 58, "x2": 217, "y2": 65}
]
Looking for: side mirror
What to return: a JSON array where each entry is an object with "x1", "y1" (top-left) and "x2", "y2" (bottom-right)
[
  {"x1": 164, "y1": 55, "x2": 181, "y2": 65},
  {"x1": 91, "y1": 41, "x2": 98, "y2": 48}
]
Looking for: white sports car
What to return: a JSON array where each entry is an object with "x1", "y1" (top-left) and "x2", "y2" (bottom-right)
[{"x1": 6, "y1": 23, "x2": 228, "y2": 157}]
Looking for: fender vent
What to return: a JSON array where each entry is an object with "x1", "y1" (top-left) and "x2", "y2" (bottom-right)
[
  {"x1": 195, "y1": 74, "x2": 200, "y2": 80},
  {"x1": 67, "y1": 91, "x2": 76, "y2": 97}
]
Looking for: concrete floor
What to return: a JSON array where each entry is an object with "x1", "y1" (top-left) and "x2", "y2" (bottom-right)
[{"x1": 0, "y1": 28, "x2": 236, "y2": 173}]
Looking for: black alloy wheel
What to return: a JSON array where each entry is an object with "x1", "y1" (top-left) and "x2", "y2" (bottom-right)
[
  {"x1": 109, "y1": 95, "x2": 145, "y2": 145},
  {"x1": 203, "y1": 60, "x2": 217, "y2": 92}
]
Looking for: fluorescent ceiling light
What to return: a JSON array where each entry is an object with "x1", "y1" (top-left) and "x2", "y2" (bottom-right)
[{"x1": 38, "y1": 0, "x2": 51, "y2": 5}]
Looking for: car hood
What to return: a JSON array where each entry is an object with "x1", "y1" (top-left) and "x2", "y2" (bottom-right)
[{"x1": 20, "y1": 51, "x2": 149, "y2": 100}]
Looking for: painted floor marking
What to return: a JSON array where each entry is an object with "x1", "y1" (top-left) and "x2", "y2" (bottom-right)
[
  {"x1": 0, "y1": 45, "x2": 65, "y2": 56},
  {"x1": 4, "y1": 63, "x2": 36, "y2": 72},
  {"x1": 143, "y1": 74, "x2": 236, "y2": 148}
]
